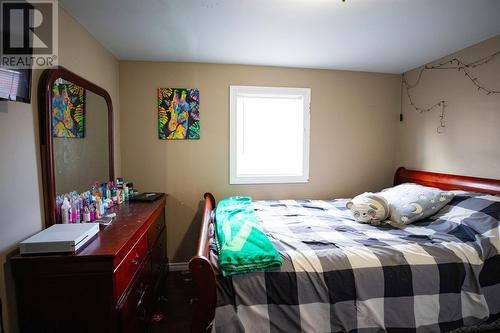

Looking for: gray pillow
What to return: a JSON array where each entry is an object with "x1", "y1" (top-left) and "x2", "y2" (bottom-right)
[{"x1": 380, "y1": 183, "x2": 454, "y2": 225}]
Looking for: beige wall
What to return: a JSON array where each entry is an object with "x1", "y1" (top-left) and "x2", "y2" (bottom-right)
[
  {"x1": 397, "y1": 35, "x2": 500, "y2": 179},
  {"x1": 0, "y1": 7, "x2": 120, "y2": 333},
  {"x1": 120, "y1": 62, "x2": 401, "y2": 262}
]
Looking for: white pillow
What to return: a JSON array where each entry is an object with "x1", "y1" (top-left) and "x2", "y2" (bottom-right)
[{"x1": 380, "y1": 183, "x2": 454, "y2": 225}]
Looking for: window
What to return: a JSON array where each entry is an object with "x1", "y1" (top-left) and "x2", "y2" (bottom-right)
[
  {"x1": 0, "y1": 68, "x2": 20, "y2": 100},
  {"x1": 230, "y1": 85, "x2": 311, "y2": 184}
]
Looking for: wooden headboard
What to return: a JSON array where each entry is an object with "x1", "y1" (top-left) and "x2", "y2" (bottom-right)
[{"x1": 394, "y1": 167, "x2": 500, "y2": 195}]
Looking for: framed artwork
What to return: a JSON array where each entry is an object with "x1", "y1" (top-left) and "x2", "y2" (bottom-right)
[
  {"x1": 158, "y1": 87, "x2": 200, "y2": 140},
  {"x1": 51, "y1": 83, "x2": 85, "y2": 138}
]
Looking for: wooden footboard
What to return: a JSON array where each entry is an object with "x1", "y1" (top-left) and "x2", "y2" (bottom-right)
[{"x1": 189, "y1": 193, "x2": 217, "y2": 333}]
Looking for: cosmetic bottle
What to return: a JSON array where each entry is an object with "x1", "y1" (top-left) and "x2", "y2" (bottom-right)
[
  {"x1": 61, "y1": 197, "x2": 71, "y2": 224},
  {"x1": 127, "y1": 183, "x2": 134, "y2": 198},
  {"x1": 95, "y1": 201, "x2": 101, "y2": 219},
  {"x1": 100, "y1": 198, "x2": 105, "y2": 216},
  {"x1": 112, "y1": 191, "x2": 118, "y2": 205},
  {"x1": 96, "y1": 199, "x2": 101, "y2": 217},
  {"x1": 115, "y1": 182, "x2": 120, "y2": 203},
  {"x1": 83, "y1": 207, "x2": 91, "y2": 223},
  {"x1": 107, "y1": 182, "x2": 112, "y2": 201},
  {"x1": 101, "y1": 183, "x2": 107, "y2": 200},
  {"x1": 70, "y1": 203, "x2": 74, "y2": 224},
  {"x1": 77, "y1": 197, "x2": 83, "y2": 223},
  {"x1": 92, "y1": 182, "x2": 100, "y2": 198},
  {"x1": 72, "y1": 200, "x2": 78, "y2": 223},
  {"x1": 75, "y1": 194, "x2": 82, "y2": 223},
  {"x1": 56, "y1": 196, "x2": 63, "y2": 221},
  {"x1": 117, "y1": 181, "x2": 125, "y2": 203},
  {"x1": 123, "y1": 184, "x2": 129, "y2": 201},
  {"x1": 117, "y1": 188, "x2": 123, "y2": 205},
  {"x1": 106, "y1": 197, "x2": 113, "y2": 209}
]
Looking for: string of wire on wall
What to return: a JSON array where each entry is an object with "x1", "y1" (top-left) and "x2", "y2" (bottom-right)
[{"x1": 402, "y1": 50, "x2": 500, "y2": 133}]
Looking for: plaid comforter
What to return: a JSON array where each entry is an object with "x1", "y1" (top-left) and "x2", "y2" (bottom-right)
[{"x1": 212, "y1": 191, "x2": 500, "y2": 333}]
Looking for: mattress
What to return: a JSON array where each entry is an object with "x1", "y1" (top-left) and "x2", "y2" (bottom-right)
[{"x1": 211, "y1": 191, "x2": 500, "y2": 332}]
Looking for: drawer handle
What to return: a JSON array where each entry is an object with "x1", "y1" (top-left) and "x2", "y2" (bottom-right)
[
  {"x1": 137, "y1": 286, "x2": 148, "y2": 309},
  {"x1": 131, "y1": 253, "x2": 140, "y2": 265}
]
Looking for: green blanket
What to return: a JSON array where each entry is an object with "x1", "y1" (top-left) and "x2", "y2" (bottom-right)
[{"x1": 215, "y1": 196, "x2": 282, "y2": 276}]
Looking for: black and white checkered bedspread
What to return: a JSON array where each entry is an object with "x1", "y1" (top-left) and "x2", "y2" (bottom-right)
[{"x1": 213, "y1": 191, "x2": 500, "y2": 333}]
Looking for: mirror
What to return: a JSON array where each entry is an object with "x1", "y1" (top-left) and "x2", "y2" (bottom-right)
[
  {"x1": 53, "y1": 83, "x2": 109, "y2": 194},
  {"x1": 40, "y1": 67, "x2": 114, "y2": 226}
]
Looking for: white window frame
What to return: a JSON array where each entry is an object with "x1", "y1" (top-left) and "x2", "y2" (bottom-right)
[{"x1": 229, "y1": 85, "x2": 311, "y2": 184}]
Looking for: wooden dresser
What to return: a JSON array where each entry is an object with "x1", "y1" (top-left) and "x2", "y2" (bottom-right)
[{"x1": 11, "y1": 196, "x2": 168, "y2": 333}]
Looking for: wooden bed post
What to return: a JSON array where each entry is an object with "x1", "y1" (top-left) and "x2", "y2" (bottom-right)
[{"x1": 189, "y1": 193, "x2": 217, "y2": 333}]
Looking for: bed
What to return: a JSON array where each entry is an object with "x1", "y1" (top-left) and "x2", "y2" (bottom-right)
[{"x1": 189, "y1": 167, "x2": 500, "y2": 333}]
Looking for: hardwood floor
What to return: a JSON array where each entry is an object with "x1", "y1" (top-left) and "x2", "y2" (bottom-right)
[{"x1": 151, "y1": 270, "x2": 195, "y2": 333}]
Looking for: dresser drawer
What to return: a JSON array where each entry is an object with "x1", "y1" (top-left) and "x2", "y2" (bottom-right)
[
  {"x1": 12, "y1": 198, "x2": 167, "y2": 333},
  {"x1": 117, "y1": 255, "x2": 153, "y2": 333},
  {"x1": 147, "y1": 212, "x2": 165, "y2": 248},
  {"x1": 115, "y1": 233, "x2": 149, "y2": 300}
]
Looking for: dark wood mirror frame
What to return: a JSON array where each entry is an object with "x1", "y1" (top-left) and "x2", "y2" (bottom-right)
[{"x1": 39, "y1": 66, "x2": 114, "y2": 227}]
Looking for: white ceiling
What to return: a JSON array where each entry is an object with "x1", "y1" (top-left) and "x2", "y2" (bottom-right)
[{"x1": 59, "y1": 0, "x2": 500, "y2": 74}]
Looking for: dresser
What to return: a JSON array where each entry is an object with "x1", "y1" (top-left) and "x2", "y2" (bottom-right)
[{"x1": 11, "y1": 196, "x2": 168, "y2": 333}]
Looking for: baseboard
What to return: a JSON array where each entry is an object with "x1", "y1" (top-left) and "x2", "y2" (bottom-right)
[{"x1": 168, "y1": 262, "x2": 189, "y2": 272}]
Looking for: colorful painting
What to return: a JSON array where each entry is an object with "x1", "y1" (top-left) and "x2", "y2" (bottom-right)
[
  {"x1": 158, "y1": 88, "x2": 200, "y2": 140},
  {"x1": 51, "y1": 83, "x2": 85, "y2": 138}
]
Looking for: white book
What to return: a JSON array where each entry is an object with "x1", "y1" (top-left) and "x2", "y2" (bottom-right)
[{"x1": 20, "y1": 223, "x2": 100, "y2": 255}]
